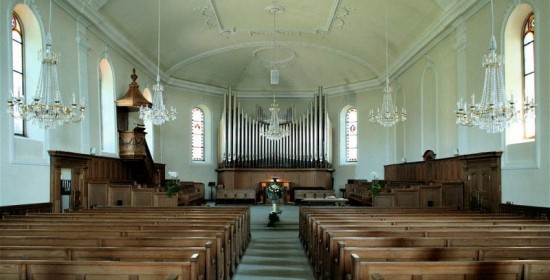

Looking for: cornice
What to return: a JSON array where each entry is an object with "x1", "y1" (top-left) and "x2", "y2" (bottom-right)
[
  {"x1": 391, "y1": 0, "x2": 486, "y2": 80},
  {"x1": 56, "y1": 0, "x2": 489, "y2": 97}
]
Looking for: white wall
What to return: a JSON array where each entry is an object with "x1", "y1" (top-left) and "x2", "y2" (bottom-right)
[{"x1": 1, "y1": 0, "x2": 548, "y2": 208}]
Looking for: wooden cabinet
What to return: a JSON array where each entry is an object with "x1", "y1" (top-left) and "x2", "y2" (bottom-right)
[
  {"x1": 384, "y1": 151, "x2": 502, "y2": 212},
  {"x1": 461, "y1": 152, "x2": 502, "y2": 212}
]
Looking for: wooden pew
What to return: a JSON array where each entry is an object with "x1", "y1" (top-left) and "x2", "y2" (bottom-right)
[
  {"x1": 0, "y1": 245, "x2": 210, "y2": 280},
  {"x1": 5, "y1": 210, "x2": 250, "y2": 263},
  {"x1": 0, "y1": 220, "x2": 236, "y2": 278},
  {"x1": 0, "y1": 259, "x2": 200, "y2": 280},
  {"x1": 338, "y1": 246, "x2": 550, "y2": 280},
  {"x1": 0, "y1": 206, "x2": 250, "y2": 280},
  {"x1": 298, "y1": 208, "x2": 550, "y2": 280},
  {"x1": 321, "y1": 236, "x2": 550, "y2": 280},
  {"x1": 350, "y1": 257, "x2": 550, "y2": 280},
  {"x1": 0, "y1": 236, "x2": 219, "y2": 279}
]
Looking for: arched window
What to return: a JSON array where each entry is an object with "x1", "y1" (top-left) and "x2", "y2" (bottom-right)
[
  {"x1": 345, "y1": 108, "x2": 358, "y2": 162},
  {"x1": 191, "y1": 107, "x2": 205, "y2": 161},
  {"x1": 522, "y1": 13, "x2": 535, "y2": 139},
  {"x1": 99, "y1": 59, "x2": 116, "y2": 154},
  {"x1": 12, "y1": 13, "x2": 24, "y2": 136},
  {"x1": 505, "y1": 5, "x2": 536, "y2": 145}
]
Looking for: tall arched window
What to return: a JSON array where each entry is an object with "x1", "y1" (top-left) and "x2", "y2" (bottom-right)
[
  {"x1": 345, "y1": 108, "x2": 358, "y2": 162},
  {"x1": 191, "y1": 107, "x2": 205, "y2": 161},
  {"x1": 522, "y1": 13, "x2": 535, "y2": 139},
  {"x1": 99, "y1": 59, "x2": 116, "y2": 154},
  {"x1": 505, "y1": 5, "x2": 536, "y2": 145},
  {"x1": 12, "y1": 13, "x2": 24, "y2": 136}
]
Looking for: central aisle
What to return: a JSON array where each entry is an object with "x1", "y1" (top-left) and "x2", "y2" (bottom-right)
[{"x1": 233, "y1": 204, "x2": 315, "y2": 280}]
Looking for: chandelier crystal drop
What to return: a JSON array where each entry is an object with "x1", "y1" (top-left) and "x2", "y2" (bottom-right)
[
  {"x1": 139, "y1": 0, "x2": 177, "y2": 125},
  {"x1": 260, "y1": 99, "x2": 290, "y2": 141},
  {"x1": 455, "y1": 0, "x2": 535, "y2": 133},
  {"x1": 6, "y1": 0, "x2": 85, "y2": 129}
]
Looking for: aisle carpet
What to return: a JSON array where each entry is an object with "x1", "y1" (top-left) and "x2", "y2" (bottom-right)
[{"x1": 232, "y1": 204, "x2": 315, "y2": 280}]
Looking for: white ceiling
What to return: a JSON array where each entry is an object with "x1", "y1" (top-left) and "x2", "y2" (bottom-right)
[{"x1": 64, "y1": 0, "x2": 482, "y2": 94}]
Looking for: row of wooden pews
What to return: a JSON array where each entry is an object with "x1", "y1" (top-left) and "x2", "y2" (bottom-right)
[
  {"x1": 299, "y1": 207, "x2": 550, "y2": 280},
  {"x1": 0, "y1": 206, "x2": 251, "y2": 280}
]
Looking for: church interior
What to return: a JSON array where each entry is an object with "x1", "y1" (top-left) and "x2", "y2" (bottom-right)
[{"x1": 1, "y1": 0, "x2": 549, "y2": 279}]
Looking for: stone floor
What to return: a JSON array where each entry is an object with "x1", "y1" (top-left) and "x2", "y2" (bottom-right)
[{"x1": 231, "y1": 204, "x2": 315, "y2": 280}]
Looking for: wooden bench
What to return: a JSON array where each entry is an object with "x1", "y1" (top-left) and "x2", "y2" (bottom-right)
[
  {"x1": 215, "y1": 189, "x2": 256, "y2": 204},
  {"x1": 0, "y1": 207, "x2": 251, "y2": 280},
  {"x1": 294, "y1": 190, "x2": 335, "y2": 204},
  {"x1": 298, "y1": 207, "x2": 550, "y2": 280},
  {"x1": 0, "y1": 259, "x2": 200, "y2": 280},
  {"x1": 338, "y1": 246, "x2": 550, "y2": 280},
  {"x1": 350, "y1": 258, "x2": 550, "y2": 280},
  {"x1": 0, "y1": 245, "x2": 210, "y2": 280}
]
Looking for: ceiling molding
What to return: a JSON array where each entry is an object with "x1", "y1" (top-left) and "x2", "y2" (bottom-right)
[
  {"x1": 199, "y1": 0, "x2": 352, "y2": 36},
  {"x1": 324, "y1": 79, "x2": 382, "y2": 96},
  {"x1": 166, "y1": 41, "x2": 380, "y2": 78}
]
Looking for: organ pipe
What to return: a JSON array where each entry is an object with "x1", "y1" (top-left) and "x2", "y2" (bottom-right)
[{"x1": 219, "y1": 88, "x2": 332, "y2": 169}]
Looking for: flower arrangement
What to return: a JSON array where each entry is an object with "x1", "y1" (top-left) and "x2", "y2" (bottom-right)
[
  {"x1": 165, "y1": 171, "x2": 181, "y2": 197},
  {"x1": 266, "y1": 183, "x2": 283, "y2": 201},
  {"x1": 370, "y1": 171, "x2": 383, "y2": 197}
]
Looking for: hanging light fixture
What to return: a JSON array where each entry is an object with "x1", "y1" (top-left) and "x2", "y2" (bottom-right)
[
  {"x1": 267, "y1": 4, "x2": 283, "y2": 85},
  {"x1": 7, "y1": 0, "x2": 85, "y2": 129},
  {"x1": 260, "y1": 95, "x2": 290, "y2": 141},
  {"x1": 455, "y1": 0, "x2": 535, "y2": 133},
  {"x1": 259, "y1": 5, "x2": 290, "y2": 141},
  {"x1": 139, "y1": 0, "x2": 177, "y2": 125},
  {"x1": 369, "y1": 4, "x2": 406, "y2": 127}
]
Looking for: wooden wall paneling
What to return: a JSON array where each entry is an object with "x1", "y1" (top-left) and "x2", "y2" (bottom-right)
[
  {"x1": 132, "y1": 188, "x2": 155, "y2": 206},
  {"x1": 384, "y1": 152, "x2": 501, "y2": 212},
  {"x1": 88, "y1": 181, "x2": 109, "y2": 207},
  {"x1": 154, "y1": 193, "x2": 177, "y2": 207},
  {"x1": 217, "y1": 168, "x2": 333, "y2": 190},
  {"x1": 109, "y1": 184, "x2": 132, "y2": 206},
  {"x1": 419, "y1": 185, "x2": 442, "y2": 208},
  {"x1": 442, "y1": 182, "x2": 464, "y2": 209},
  {"x1": 373, "y1": 193, "x2": 395, "y2": 207},
  {"x1": 395, "y1": 189, "x2": 420, "y2": 208}
]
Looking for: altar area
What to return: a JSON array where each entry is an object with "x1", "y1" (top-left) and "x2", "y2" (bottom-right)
[{"x1": 216, "y1": 168, "x2": 334, "y2": 204}]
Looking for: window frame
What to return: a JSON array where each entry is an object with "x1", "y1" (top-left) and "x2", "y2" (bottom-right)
[
  {"x1": 12, "y1": 13, "x2": 25, "y2": 136},
  {"x1": 191, "y1": 107, "x2": 205, "y2": 162},
  {"x1": 345, "y1": 107, "x2": 358, "y2": 163},
  {"x1": 521, "y1": 12, "x2": 535, "y2": 140}
]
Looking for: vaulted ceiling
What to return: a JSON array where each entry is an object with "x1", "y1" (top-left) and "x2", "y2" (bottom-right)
[{"x1": 65, "y1": 0, "x2": 481, "y2": 94}]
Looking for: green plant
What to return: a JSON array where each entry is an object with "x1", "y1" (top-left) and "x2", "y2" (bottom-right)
[
  {"x1": 369, "y1": 171, "x2": 383, "y2": 197},
  {"x1": 165, "y1": 171, "x2": 181, "y2": 198}
]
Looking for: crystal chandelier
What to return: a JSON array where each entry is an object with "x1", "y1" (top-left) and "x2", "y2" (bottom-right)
[
  {"x1": 139, "y1": 0, "x2": 176, "y2": 125},
  {"x1": 369, "y1": 78, "x2": 407, "y2": 127},
  {"x1": 260, "y1": 98, "x2": 290, "y2": 141},
  {"x1": 7, "y1": 0, "x2": 85, "y2": 129},
  {"x1": 455, "y1": 0, "x2": 535, "y2": 133},
  {"x1": 369, "y1": 5, "x2": 406, "y2": 127}
]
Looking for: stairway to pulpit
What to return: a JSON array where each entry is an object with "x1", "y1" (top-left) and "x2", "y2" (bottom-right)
[{"x1": 233, "y1": 205, "x2": 315, "y2": 280}]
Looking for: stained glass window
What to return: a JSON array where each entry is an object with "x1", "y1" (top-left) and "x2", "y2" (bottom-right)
[
  {"x1": 191, "y1": 107, "x2": 205, "y2": 161},
  {"x1": 345, "y1": 108, "x2": 357, "y2": 162},
  {"x1": 12, "y1": 13, "x2": 24, "y2": 135},
  {"x1": 522, "y1": 13, "x2": 535, "y2": 139}
]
